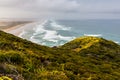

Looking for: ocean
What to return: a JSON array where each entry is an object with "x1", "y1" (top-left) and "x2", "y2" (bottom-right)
[{"x1": 18, "y1": 19, "x2": 120, "y2": 47}]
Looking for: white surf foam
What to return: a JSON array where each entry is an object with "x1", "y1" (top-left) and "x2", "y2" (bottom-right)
[
  {"x1": 32, "y1": 26, "x2": 74, "y2": 43},
  {"x1": 50, "y1": 20, "x2": 71, "y2": 30},
  {"x1": 84, "y1": 34, "x2": 102, "y2": 37},
  {"x1": 18, "y1": 30, "x2": 26, "y2": 38},
  {"x1": 43, "y1": 30, "x2": 59, "y2": 42},
  {"x1": 114, "y1": 41, "x2": 119, "y2": 44},
  {"x1": 23, "y1": 19, "x2": 75, "y2": 46}
]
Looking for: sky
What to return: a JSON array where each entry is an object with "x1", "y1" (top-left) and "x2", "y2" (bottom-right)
[{"x1": 0, "y1": 0, "x2": 120, "y2": 20}]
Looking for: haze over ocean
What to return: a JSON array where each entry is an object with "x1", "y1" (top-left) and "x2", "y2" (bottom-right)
[
  {"x1": 18, "y1": 19, "x2": 120, "y2": 46},
  {"x1": 0, "y1": 0, "x2": 120, "y2": 47}
]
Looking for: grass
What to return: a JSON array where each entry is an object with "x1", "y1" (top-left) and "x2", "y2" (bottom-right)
[{"x1": 0, "y1": 30, "x2": 120, "y2": 80}]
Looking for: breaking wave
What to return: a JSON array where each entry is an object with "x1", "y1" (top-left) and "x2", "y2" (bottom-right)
[
  {"x1": 84, "y1": 34, "x2": 102, "y2": 37},
  {"x1": 19, "y1": 20, "x2": 75, "y2": 46},
  {"x1": 18, "y1": 20, "x2": 120, "y2": 46}
]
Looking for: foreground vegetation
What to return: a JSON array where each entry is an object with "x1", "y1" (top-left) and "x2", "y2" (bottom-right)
[{"x1": 0, "y1": 30, "x2": 120, "y2": 80}]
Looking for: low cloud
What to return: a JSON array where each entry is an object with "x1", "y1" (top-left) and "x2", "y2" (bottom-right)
[{"x1": 0, "y1": 0, "x2": 120, "y2": 20}]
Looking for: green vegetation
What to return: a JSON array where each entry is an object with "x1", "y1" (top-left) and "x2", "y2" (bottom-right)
[
  {"x1": 0, "y1": 30, "x2": 120, "y2": 80},
  {"x1": 0, "y1": 76, "x2": 12, "y2": 80}
]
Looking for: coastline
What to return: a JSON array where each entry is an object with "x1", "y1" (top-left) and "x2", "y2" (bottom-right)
[
  {"x1": 1, "y1": 20, "x2": 45, "y2": 36},
  {"x1": 3, "y1": 22, "x2": 33, "y2": 36},
  {"x1": 0, "y1": 21, "x2": 31, "y2": 29}
]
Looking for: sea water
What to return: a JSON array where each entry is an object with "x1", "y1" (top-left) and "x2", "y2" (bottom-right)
[{"x1": 19, "y1": 19, "x2": 120, "y2": 46}]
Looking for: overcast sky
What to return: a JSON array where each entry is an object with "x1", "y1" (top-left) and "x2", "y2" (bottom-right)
[{"x1": 0, "y1": 0, "x2": 120, "y2": 20}]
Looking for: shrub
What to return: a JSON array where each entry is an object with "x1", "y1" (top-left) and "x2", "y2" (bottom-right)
[{"x1": 0, "y1": 76, "x2": 12, "y2": 80}]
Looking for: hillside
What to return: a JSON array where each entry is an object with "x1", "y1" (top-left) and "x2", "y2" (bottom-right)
[
  {"x1": 61, "y1": 36, "x2": 120, "y2": 58},
  {"x1": 0, "y1": 30, "x2": 120, "y2": 80}
]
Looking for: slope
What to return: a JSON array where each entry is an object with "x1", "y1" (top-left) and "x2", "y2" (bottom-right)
[{"x1": 0, "y1": 31, "x2": 120, "y2": 80}]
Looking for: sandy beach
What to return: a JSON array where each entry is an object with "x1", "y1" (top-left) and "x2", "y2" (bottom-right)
[
  {"x1": 3, "y1": 22, "x2": 35, "y2": 36},
  {"x1": 0, "y1": 21, "x2": 32, "y2": 36},
  {"x1": 0, "y1": 21, "x2": 31, "y2": 29},
  {"x1": 1, "y1": 20, "x2": 44, "y2": 36}
]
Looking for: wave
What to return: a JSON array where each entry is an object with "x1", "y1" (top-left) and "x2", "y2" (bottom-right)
[
  {"x1": 19, "y1": 30, "x2": 26, "y2": 37},
  {"x1": 84, "y1": 34, "x2": 102, "y2": 37},
  {"x1": 50, "y1": 20, "x2": 71, "y2": 30},
  {"x1": 19, "y1": 19, "x2": 75, "y2": 46},
  {"x1": 114, "y1": 41, "x2": 119, "y2": 44}
]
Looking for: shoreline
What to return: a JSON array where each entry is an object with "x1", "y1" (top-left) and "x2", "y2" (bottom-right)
[
  {"x1": 1, "y1": 20, "x2": 45, "y2": 36},
  {"x1": 3, "y1": 22, "x2": 34, "y2": 36},
  {"x1": 0, "y1": 21, "x2": 32, "y2": 29}
]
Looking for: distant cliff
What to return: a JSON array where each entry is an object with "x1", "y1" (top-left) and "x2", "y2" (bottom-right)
[{"x1": 0, "y1": 30, "x2": 120, "y2": 80}]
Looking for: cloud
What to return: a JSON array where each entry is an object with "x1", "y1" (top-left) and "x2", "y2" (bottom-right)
[
  {"x1": 0, "y1": 0, "x2": 80, "y2": 19},
  {"x1": 0, "y1": 0, "x2": 120, "y2": 19}
]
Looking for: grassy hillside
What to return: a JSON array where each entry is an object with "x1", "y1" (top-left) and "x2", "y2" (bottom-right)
[{"x1": 0, "y1": 30, "x2": 120, "y2": 80}]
